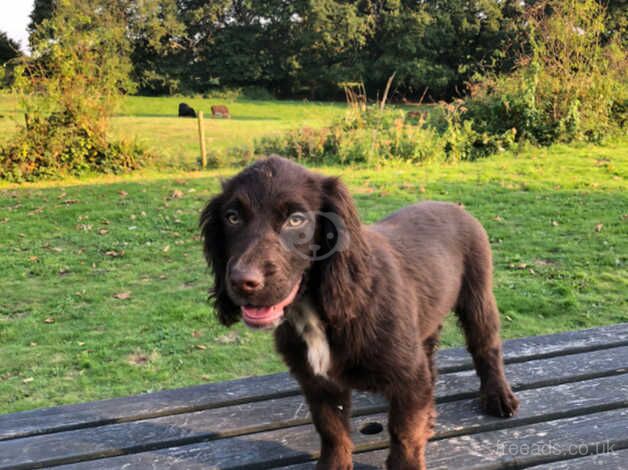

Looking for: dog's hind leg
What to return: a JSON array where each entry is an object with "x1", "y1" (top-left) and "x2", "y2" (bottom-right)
[
  {"x1": 422, "y1": 326, "x2": 441, "y2": 437},
  {"x1": 455, "y1": 241, "x2": 519, "y2": 418}
]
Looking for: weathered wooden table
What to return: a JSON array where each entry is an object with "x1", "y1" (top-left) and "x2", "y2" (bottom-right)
[{"x1": 1, "y1": 323, "x2": 627, "y2": 469}]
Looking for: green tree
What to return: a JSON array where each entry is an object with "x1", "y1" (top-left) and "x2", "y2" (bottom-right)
[
  {"x1": 1, "y1": 0, "x2": 145, "y2": 181},
  {"x1": 0, "y1": 31, "x2": 21, "y2": 64}
]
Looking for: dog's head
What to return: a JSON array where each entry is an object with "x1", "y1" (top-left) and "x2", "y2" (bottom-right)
[{"x1": 200, "y1": 156, "x2": 368, "y2": 329}]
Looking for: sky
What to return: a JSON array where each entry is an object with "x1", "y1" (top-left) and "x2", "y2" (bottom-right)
[{"x1": 0, "y1": 0, "x2": 35, "y2": 52}]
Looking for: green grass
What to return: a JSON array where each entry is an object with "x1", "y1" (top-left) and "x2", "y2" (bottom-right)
[
  {"x1": 1, "y1": 139, "x2": 626, "y2": 414},
  {"x1": 0, "y1": 94, "x2": 347, "y2": 169}
]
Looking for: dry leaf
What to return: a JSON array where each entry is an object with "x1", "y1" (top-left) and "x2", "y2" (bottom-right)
[
  {"x1": 163, "y1": 245, "x2": 170, "y2": 253},
  {"x1": 170, "y1": 189, "x2": 184, "y2": 199},
  {"x1": 551, "y1": 220, "x2": 559, "y2": 227},
  {"x1": 594, "y1": 223, "x2": 603, "y2": 232},
  {"x1": 44, "y1": 317, "x2": 55, "y2": 324},
  {"x1": 29, "y1": 256, "x2": 39, "y2": 262},
  {"x1": 118, "y1": 190, "x2": 128, "y2": 198},
  {"x1": 192, "y1": 330, "x2": 202, "y2": 338},
  {"x1": 509, "y1": 263, "x2": 528, "y2": 270},
  {"x1": 195, "y1": 344, "x2": 207, "y2": 350},
  {"x1": 63, "y1": 199, "x2": 79, "y2": 205},
  {"x1": 105, "y1": 250, "x2": 125, "y2": 257},
  {"x1": 215, "y1": 332, "x2": 240, "y2": 344},
  {"x1": 113, "y1": 292, "x2": 131, "y2": 300},
  {"x1": 493, "y1": 215, "x2": 503, "y2": 222},
  {"x1": 98, "y1": 228, "x2": 109, "y2": 235},
  {"x1": 28, "y1": 207, "x2": 44, "y2": 215},
  {"x1": 22, "y1": 377, "x2": 34, "y2": 384},
  {"x1": 57, "y1": 191, "x2": 67, "y2": 199}
]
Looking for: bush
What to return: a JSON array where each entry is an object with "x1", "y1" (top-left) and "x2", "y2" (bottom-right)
[
  {"x1": 466, "y1": 0, "x2": 626, "y2": 145},
  {"x1": 225, "y1": 104, "x2": 508, "y2": 166},
  {"x1": 0, "y1": 0, "x2": 151, "y2": 181},
  {"x1": 0, "y1": 113, "x2": 147, "y2": 182}
]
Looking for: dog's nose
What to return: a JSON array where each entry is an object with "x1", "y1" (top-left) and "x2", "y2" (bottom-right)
[{"x1": 230, "y1": 266, "x2": 264, "y2": 293}]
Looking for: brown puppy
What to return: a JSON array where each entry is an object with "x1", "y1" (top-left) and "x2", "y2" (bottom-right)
[{"x1": 200, "y1": 156, "x2": 519, "y2": 469}]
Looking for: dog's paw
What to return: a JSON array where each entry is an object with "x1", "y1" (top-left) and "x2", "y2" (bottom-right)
[{"x1": 480, "y1": 381, "x2": 519, "y2": 418}]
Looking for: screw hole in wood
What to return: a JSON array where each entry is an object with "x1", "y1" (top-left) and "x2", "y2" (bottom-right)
[{"x1": 360, "y1": 422, "x2": 384, "y2": 435}]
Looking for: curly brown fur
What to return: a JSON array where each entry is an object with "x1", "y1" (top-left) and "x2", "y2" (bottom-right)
[{"x1": 200, "y1": 156, "x2": 519, "y2": 469}]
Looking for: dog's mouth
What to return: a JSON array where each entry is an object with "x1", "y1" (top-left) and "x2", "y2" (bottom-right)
[{"x1": 241, "y1": 281, "x2": 301, "y2": 329}]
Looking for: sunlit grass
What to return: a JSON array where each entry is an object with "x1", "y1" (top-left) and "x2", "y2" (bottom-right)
[{"x1": 1, "y1": 138, "x2": 626, "y2": 413}]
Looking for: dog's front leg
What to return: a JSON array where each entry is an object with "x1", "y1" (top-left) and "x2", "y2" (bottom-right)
[
  {"x1": 301, "y1": 378, "x2": 353, "y2": 470},
  {"x1": 386, "y1": 361, "x2": 433, "y2": 470}
]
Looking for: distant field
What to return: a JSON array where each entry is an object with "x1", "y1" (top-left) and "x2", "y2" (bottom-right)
[{"x1": 0, "y1": 94, "x2": 347, "y2": 168}]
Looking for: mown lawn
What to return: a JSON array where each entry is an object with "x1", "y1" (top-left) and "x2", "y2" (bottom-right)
[
  {"x1": 1, "y1": 139, "x2": 626, "y2": 414},
  {"x1": 0, "y1": 94, "x2": 346, "y2": 169}
]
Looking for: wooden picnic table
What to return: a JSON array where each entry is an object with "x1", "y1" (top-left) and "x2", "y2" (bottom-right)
[{"x1": 1, "y1": 323, "x2": 627, "y2": 469}]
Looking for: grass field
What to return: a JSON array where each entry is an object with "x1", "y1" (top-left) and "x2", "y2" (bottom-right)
[
  {"x1": 1, "y1": 138, "x2": 626, "y2": 414},
  {"x1": 0, "y1": 94, "x2": 346, "y2": 169}
]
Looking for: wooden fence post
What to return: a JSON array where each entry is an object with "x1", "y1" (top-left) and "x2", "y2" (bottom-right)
[{"x1": 197, "y1": 111, "x2": 207, "y2": 169}]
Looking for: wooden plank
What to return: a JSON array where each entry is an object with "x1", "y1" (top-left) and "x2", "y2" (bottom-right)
[
  {"x1": 1, "y1": 323, "x2": 626, "y2": 442},
  {"x1": 437, "y1": 322, "x2": 628, "y2": 373},
  {"x1": 0, "y1": 372, "x2": 295, "y2": 442},
  {"x1": 36, "y1": 373, "x2": 628, "y2": 470},
  {"x1": 525, "y1": 448, "x2": 628, "y2": 469},
  {"x1": 279, "y1": 409, "x2": 628, "y2": 470}
]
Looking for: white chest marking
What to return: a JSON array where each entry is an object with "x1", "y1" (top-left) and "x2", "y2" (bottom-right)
[{"x1": 290, "y1": 302, "x2": 331, "y2": 377}]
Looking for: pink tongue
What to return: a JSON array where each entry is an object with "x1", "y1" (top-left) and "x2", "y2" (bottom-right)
[{"x1": 241, "y1": 282, "x2": 300, "y2": 328}]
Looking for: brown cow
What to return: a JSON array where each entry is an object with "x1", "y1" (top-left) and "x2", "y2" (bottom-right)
[{"x1": 211, "y1": 105, "x2": 231, "y2": 119}]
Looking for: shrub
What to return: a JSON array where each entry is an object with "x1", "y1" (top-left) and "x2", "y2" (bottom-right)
[
  {"x1": 0, "y1": 0, "x2": 150, "y2": 181},
  {"x1": 466, "y1": 0, "x2": 626, "y2": 145}
]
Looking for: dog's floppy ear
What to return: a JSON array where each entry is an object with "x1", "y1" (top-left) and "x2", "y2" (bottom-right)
[
  {"x1": 200, "y1": 193, "x2": 240, "y2": 326},
  {"x1": 317, "y1": 176, "x2": 370, "y2": 329}
]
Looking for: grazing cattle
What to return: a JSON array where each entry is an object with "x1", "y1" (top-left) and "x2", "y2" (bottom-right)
[
  {"x1": 178, "y1": 103, "x2": 197, "y2": 118},
  {"x1": 211, "y1": 105, "x2": 231, "y2": 118}
]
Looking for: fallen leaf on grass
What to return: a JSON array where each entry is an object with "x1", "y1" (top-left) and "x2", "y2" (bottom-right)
[
  {"x1": 551, "y1": 220, "x2": 559, "y2": 227},
  {"x1": 169, "y1": 189, "x2": 184, "y2": 199},
  {"x1": 28, "y1": 207, "x2": 44, "y2": 215},
  {"x1": 195, "y1": 344, "x2": 207, "y2": 351},
  {"x1": 29, "y1": 256, "x2": 39, "y2": 262},
  {"x1": 594, "y1": 223, "x2": 603, "y2": 232},
  {"x1": 105, "y1": 250, "x2": 125, "y2": 257},
  {"x1": 192, "y1": 330, "x2": 202, "y2": 338},
  {"x1": 57, "y1": 191, "x2": 67, "y2": 199},
  {"x1": 127, "y1": 351, "x2": 159, "y2": 366},
  {"x1": 215, "y1": 332, "x2": 240, "y2": 344},
  {"x1": 163, "y1": 245, "x2": 170, "y2": 253},
  {"x1": 113, "y1": 292, "x2": 131, "y2": 300},
  {"x1": 0, "y1": 218, "x2": 8, "y2": 224},
  {"x1": 44, "y1": 317, "x2": 55, "y2": 324},
  {"x1": 63, "y1": 199, "x2": 79, "y2": 205},
  {"x1": 98, "y1": 228, "x2": 109, "y2": 235},
  {"x1": 118, "y1": 190, "x2": 128, "y2": 198},
  {"x1": 509, "y1": 263, "x2": 529, "y2": 270},
  {"x1": 22, "y1": 378, "x2": 34, "y2": 384}
]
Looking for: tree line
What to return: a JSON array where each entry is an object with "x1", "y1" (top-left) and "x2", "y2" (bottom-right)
[{"x1": 1, "y1": 0, "x2": 624, "y2": 100}]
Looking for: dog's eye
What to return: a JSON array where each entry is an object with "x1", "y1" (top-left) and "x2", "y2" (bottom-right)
[
  {"x1": 225, "y1": 210, "x2": 241, "y2": 225},
  {"x1": 286, "y1": 212, "x2": 307, "y2": 228}
]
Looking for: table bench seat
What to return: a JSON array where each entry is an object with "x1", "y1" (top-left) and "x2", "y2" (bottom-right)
[{"x1": 1, "y1": 323, "x2": 627, "y2": 469}]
